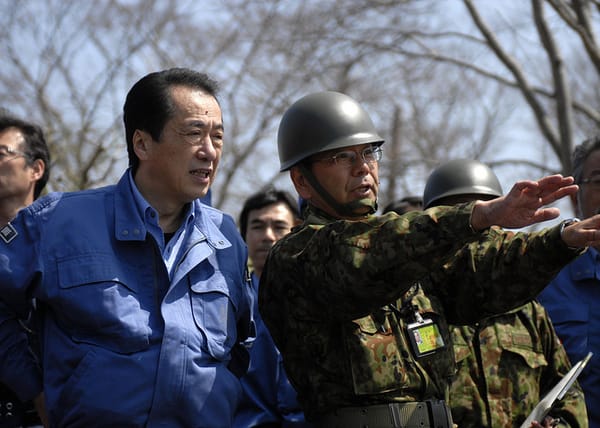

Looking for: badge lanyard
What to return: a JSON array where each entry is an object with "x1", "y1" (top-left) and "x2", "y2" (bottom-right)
[{"x1": 394, "y1": 283, "x2": 446, "y2": 358}]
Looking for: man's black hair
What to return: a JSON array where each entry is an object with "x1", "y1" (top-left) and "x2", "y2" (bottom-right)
[
  {"x1": 239, "y1": 186, "x2": 299, "y2": 240},
  {"x1": 123, "y1": 68, "x2": 220, "y2": 173}
]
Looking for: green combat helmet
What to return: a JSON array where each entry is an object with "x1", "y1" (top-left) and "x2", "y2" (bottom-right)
[
  {"x1": 277, "y1": 91, "x2": 384, "y2": 218},
  {"x1": 423, "y1": 159, "x2": 502, "y2": 209},
  {"x1": 277, "y1": 91, "x2": 384, "y2": 172}
]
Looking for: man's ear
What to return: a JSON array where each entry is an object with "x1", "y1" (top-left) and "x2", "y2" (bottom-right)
[
  {"x1": 290, "y1": 167, "x2": 312, "y2": 200},
  {"x1": 132, "y1": 129, "x2": 153, "y2": 160},
  {"x1": 29, "y1": 159, "x2": 45, "y2": 181}
]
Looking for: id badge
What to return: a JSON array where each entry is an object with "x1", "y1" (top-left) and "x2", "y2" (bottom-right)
[{"x1": 406, "y1": 318, "x2": 445, "y2": 358}]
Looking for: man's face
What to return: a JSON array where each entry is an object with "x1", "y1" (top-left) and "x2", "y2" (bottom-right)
[
  {"x1": 136, "y1": 86, "x2": 223, "y2": 208},
  {"x1": 0, "y1": 128, "x2": 36, "y2": 204},
  {"x1": 246, "y1": 202, "x2": 296, "y2": 277},
  {"x1": 294, "y1": 143, "x2": 380, "y2": 219},
  {"x1": 576, "y1": 148, "x2": 600, "y2": 219}
]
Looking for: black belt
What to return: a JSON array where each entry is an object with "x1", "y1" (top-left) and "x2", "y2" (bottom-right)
[{"x1": 316, "y1": 400, "x2": 453, "y2": 428}]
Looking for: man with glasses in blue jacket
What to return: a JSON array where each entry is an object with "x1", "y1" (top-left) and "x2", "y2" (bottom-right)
[
  {"x1": 539, "y1": 135, "x2": 600, "y2": 428},
  {"x1": 0, "y1": 113, "x2": 50, "y2": 427}
]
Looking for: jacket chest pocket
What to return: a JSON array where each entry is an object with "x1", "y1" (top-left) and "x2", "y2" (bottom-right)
[
  {"x1": 344, "y1": 312, "x2": 412, "y2": 395},
  {"x1": 56, "y1": 254, "x2": 150, "y2": 353},
  {"x1": 189, "y1": 268, "x2": 238, "y2": 361},
  {"x1": 495, "y1": 325, "x2": 548, "y2": 370}
]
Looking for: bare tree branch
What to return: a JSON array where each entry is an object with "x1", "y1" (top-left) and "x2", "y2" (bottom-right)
[
  {"x1": 533, "y1": 0, "x2": 574, "y2": 173},
  {"x1": 546, "y1": 0, "x2": 600, "y2": 75},
  {"x1": 463, "y1": 0, "x2": 561, "y2": 156}
]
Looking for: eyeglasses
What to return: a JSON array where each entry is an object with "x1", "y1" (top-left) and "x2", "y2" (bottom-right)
[
  {"x1": 312, "y1": 146, "x2": 383, "y2": 167},
  {"x1": 0, "y1": 146, "x2": 29, "y2": 162},
  {"x1": 579, "y1": 176, "x2": 600, "y2": 188}
]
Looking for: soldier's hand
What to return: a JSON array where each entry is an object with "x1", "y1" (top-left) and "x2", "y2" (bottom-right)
[
  {"x1": 536, "y1": 416, "x2": 561, "y2": 427},
  {"x1": 470, "y1": 174, "x2": 577, "y2": 230},
  {"x1": 561, "y1": 215, "x2": 600, "y2": 249},
  {"x1": 527, "y1": 417, "x2": 556, "y2": 427}
]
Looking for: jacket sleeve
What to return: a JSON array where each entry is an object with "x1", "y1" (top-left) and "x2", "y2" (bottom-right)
[
  {"x1": 0, "y1": 207, "x2": 44, "y2": 401},
  {"x1": 264, "y1": 202, "x2": 582, "y2": 323},
  {"x1": 266, "y1": 203, "x2": 482, "y2": 320},
  {"x1": 428, "y1": 225, "x2": 584, "y2": 324},
  {"x1": 538, "y1": 302, "x2": 589, "y2": 428}
]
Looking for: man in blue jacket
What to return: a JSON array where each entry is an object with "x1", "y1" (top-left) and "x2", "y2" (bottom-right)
[
  {"x1": 539, "y1": 135, "x2": 600, "y2": 428},
  {"x1": 234, "y1": 187, "x2": 311, "y2": 427},
  {"x1": 0, "y1": 68, "x2": 252, "y2": 427},
  {"x1": 0, "y1": 113, "x2": 50, "y2": 427}
]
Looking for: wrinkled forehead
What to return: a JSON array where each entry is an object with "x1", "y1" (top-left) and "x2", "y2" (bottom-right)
[{"x1": 171, "y1": 86, "x2": 221, "y2": 113}]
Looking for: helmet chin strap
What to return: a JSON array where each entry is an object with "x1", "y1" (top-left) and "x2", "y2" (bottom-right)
[{"x1": 298, "y1": 164, "x2": 377, "y2": 218}]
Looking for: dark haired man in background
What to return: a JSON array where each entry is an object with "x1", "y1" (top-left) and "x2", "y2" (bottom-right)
[
  {"x1": 0, "y1": 113, "x2": 50, "y2": 427},
  {"x1": 235, "y1": 187, "x2": 311, "y2": 427}
]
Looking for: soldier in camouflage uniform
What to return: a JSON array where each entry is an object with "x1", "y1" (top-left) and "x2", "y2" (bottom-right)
[
  {"x1": 423, "y1": 159, "x2": 588, "y2": 427},
  {"x1": 258, "y1": 91, "x2": 600, "y2": 428}
]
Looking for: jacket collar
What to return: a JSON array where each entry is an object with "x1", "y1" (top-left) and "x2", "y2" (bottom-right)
[
  {"x1": 114, "y1": 171, "x2": 147, "y2": 242},
  {"x1": 113, "y1": 170, "x2": 230, "y2": 250}
]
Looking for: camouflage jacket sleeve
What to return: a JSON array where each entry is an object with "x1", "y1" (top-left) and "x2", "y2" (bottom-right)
[
  {"x1": 262, "y1": 203, "x2": 581, "y2": 323},
  {"x1": 261, "y1": 202, "x2": 480, "y2": 322},
  {"x1": 427, "y1": 225, "x2": 585, "y2": 325}
]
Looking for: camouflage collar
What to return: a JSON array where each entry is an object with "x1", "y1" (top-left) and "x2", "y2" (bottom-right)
[{"x1": 302, "y1": 204, "x2": 374, "y2": 226}]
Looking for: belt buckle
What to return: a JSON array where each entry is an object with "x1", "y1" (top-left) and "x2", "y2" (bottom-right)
[
  {"x1": 389, "y1": 402, "x2": 428, "y2": 428},
  {"x1": 388, "y1": 403, "x2": 403, "y2": 428}
]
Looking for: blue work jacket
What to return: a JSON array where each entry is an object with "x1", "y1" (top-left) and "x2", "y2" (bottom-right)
[
  {"x1": 234, "y1": 273, "x2": 310, "y2": 427},
  {"x1": 539, "y1": 247, "x2": 600, "y2": 428},
  {"x1": 0, "y1": 171, "x2": 252, "y2": 427}
]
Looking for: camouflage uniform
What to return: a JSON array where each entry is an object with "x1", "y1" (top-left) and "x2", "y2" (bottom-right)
[
  {"x1": 258, "y1": 204, "x2": 585, "y2": 422},
  {"x1": 449, "y1": 299, "x2": 588, "y2": 427}
]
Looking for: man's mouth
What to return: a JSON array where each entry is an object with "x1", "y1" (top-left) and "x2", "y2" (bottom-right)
[
  {"x1": 352, "y1": 183, "x2": 373, "y2": 195},
  {"x1": 190, "y1": 169, "x2": 211, "y2": 178}
]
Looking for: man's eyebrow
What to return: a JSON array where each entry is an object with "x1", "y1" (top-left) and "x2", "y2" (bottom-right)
[
  {"x1": 184, "y1": 120, "x2": 208, "y2": 127},
  {"x1": 185, "y1": 120, "x2": 224, "y2": 131}
]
